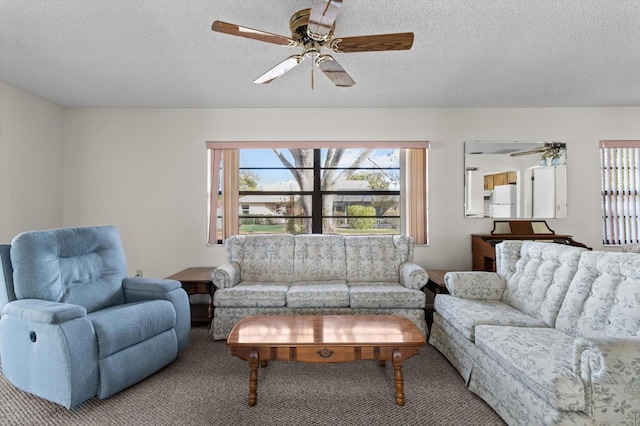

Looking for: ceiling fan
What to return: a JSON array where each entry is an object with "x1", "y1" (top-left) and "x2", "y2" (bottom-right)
[
  {"x1": 510, "y1": 142, "x2": 566, "y2": 157},
  {"x1": 211, "y1": 0, "x2": 414, "y2": 87}
]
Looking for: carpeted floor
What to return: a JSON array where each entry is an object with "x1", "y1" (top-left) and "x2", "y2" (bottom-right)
[{"x1": 0, "y1": 327, "x2": 505, "y2": 425}]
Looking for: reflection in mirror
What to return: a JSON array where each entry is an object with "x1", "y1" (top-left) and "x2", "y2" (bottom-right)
[{"x1": 464, "y1": 141, "x2": 567, "y2": 219}]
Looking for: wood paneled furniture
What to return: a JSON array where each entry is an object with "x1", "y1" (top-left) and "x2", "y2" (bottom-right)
[
  {"x1": 424, "y1": 270, "x2": 449, "y2": 296},
  {"x1": 484, "y1": 171, "x2": 517, "y2": 190},
  {"x1": 472, "y1": 220, "x2": 590, "y2": 272},
  {"x1": 227, "y1": 315, "x2": 426, "y2": 407},
  {"x1": 423, "y1": 270, "x2": 450, "y2": 329},
  {"x1": 166, "y1": 267, "x2": 216, "y2": 326}
]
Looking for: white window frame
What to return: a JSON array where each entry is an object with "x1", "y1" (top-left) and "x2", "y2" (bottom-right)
[{"x1": 206, "y1": 141, "x2": 429, "y2": 245}]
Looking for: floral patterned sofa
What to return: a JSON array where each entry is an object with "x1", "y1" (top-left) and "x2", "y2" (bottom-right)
[
  {"x1": 430, "y1": 240, "x2": 640, "y2": 426},
  {"x1": 210, "y1": 234, "x2": 429, "y2": 340}
]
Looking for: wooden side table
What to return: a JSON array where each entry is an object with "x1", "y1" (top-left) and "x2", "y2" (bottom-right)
[
  {"x1": 424, "y1": 270, "x2": 449, "y2": 296},
  {"x1": 423, "y1": 270, "x2": 450, "y2": 330},
  {"x1": 166, "y1": 267, "x2": 216, "y2": 326}
]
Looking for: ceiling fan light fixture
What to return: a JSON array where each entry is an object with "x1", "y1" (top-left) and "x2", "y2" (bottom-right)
[
  {"x1": 211, "y1": 0, "x2": 414, "y2": 87},
  {"x1": 306, "y1": 48, "x2": 321, "y2": 59}
]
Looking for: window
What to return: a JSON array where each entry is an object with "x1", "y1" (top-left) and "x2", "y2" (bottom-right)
[
  {"x1": 237, "y1": 148, "x2": 400, "y2": 235},
  {"x1": 600, "y1": 140, "x2": 640, "y2": 245},
  {"x1": 206, "y1": 142, "x2": 429, "y2": 245}
]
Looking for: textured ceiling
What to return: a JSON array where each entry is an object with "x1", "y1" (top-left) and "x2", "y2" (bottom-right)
[{"x1": 1, "y1": 0, "x2": 639, "y2": 108}]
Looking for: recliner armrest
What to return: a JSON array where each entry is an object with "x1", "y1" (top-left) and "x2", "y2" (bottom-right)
[
  {"x1": 122, "y1": 277, "x2": 190, "y2": 352},
  {"x1": 2, "y1": 299, "x2": 87, "y2": 324},
  {"x1": 123, "y1": 277, "x2": 181, "y2": 294},
  {"x1": 399, "y1": 262, "x2": 428, "y2": 290},
  {"x1": 444, "y1": 271, "x2": 506, "y2": 300}
]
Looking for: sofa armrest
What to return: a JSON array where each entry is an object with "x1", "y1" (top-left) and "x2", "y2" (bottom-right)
[
  {"x1": 123, "y1": 277, "x2": 190, "y2": 352},
  {"x1": 212, "y1": 262, "x2": 241, "y2": 289},
  {"x1": 573, "y1": 336, "x2": 640, "y2": 421},
  {"x1": 2, "y1": 299, "x2": 87, "y2": 324},
  {"x1": 574, "y1": 336, "x2": 640, "y2": 381},
  {"x1": 444, "y1": 272, "x2": 506, "y2": 300},
  {"x1": 399, "y1": 262, "x2": 428, "y2": 290}
]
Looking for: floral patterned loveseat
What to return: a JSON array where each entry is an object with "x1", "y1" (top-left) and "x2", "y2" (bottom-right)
[
  {"x1": 210, "y1": 234, "x2": 428, "y2": 340},
  {"x1": 430, "y1": 240, "x2": 640, "y2": 426}
]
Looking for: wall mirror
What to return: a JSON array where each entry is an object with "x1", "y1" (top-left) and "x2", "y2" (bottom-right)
[{"x1": 464, "y1": 141, "x2": 567, "y2": 219}]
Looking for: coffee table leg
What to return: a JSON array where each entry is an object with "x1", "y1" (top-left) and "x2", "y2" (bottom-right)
[
  {"x1": 248, "y1": 349, "x2": 259, "y2": 406},
  {"x1": 392, "y1": 349, "x2": 405, "y2": 406}
]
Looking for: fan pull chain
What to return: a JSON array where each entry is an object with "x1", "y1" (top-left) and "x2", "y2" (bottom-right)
[{"x1": 311, "y1": 62, "x2": 315, "y2": 90}]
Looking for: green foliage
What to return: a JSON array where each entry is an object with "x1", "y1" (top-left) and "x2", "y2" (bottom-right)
[
  {"x1": 348, "y1": 171, "x2": 398, "y2": 215},
  {"x1": 348, "y1": 171, "x2": 391, "y2": 190},
  {"x1": 239, "y1": 171, "x2": 260, "y2": 191},
  {"x1": 240, "y1": 216, "x2": 279, "y2": 226},
  {"x1": 347, "y1": 205, "x2": 375, "y2": 229},
  {"x1": 239, "y1": 224, "x2": 286, "y2": 234}
]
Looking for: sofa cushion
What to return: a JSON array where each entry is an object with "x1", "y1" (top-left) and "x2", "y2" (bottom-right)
[
  {"x1": 348, "y1": 282, "x2": 425, "y2": 309},
  {"x1": 475, "y1": 325, "x2": 585, "y2": 412},
  {"x1": 434, "y1": 294, "x2": 548, "y2": 341},
  {"x1": 556, "y1": 251, "x2": 640, "y2": 338},
  {"x1": 494, "y1": 240, "x2": 524, "y2": 280},
  {"x1": 88, "y1": 299, "x2": 176, "y2": 358},
  {"x1": 293, "y1": 235, "x2": 346, "y2": 281},
  {"x1": 227, "y1": 235, "x2": 295, "y2": 282},
  {"x1": 391, "y1": 235, "x2": 414, "y2": 264},
  {"x1": 286, "y1": 280, "x2": 350, "y2": 308},
  {"x1": 501, "y1": 241, "x2": 587, "y2": 327},
  {"x1": 10, "y1": 226, "x2": 127, "y2": 313},
  {"x1": 345, "y1": 236, "x2": 403, "y2": 283},
  {"x1": 213, "y1": 281, "x2": 290, "y2": 308}
]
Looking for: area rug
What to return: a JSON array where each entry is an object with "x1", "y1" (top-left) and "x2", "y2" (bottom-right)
[{"x1": 0, "y1": 327, "x2": 505, "y2": 425}]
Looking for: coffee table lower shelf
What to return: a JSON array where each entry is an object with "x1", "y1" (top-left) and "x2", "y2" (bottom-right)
[{"x1": 227, "y1": 315, "x2": 425, "y2": 407}]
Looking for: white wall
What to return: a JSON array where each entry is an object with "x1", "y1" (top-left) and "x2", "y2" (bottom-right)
[
  {"x1": 60, "y1": 106, "x2": 640, "y2": 277},
  {"x1": 0, "y1": 83, "x2": 64, "y2": 242},
  {"x1": 2, "y1": 84, "x2": 638, "y2": 276}
]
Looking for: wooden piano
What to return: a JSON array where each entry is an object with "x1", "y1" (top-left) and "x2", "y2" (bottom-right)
[{"x1": 472, "y1": 220, "x2": 590, "y2": 272}]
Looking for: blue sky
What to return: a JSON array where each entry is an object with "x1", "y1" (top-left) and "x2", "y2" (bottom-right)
[{"x1": 239, "y1": 148, "x2": 399, "y2": 189}]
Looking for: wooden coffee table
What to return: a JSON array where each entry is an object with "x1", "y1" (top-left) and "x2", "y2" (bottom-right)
[{"x1": 227, "y1": 315, "x2": 426, "y2": 406}]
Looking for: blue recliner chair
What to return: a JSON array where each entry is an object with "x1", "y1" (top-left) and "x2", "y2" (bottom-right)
[{"x1": 0, "y1": 225, "x2": 190, "y2": 409}]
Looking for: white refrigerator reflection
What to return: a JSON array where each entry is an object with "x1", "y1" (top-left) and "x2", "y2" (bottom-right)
[{"x1": 490, "y1": 184, "x2": 517, "y2": 218}]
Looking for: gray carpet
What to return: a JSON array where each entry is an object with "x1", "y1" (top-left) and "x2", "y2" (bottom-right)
[{"x1": 0, "y1": 327, "x2": 505, "y2": 425}]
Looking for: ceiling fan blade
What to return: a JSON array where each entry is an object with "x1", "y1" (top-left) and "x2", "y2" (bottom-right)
[
  {"x1": 329, "y1": 32, "x2": 414, "y2": 53},
  {"x1": 254, "y1": 55, "x2": 305, "y2": 84},
  {"x1": 307, "y1": 0, "x2": 343, "y2": 41},
  {"x1": 510, "y1": 142, "x2": 566, "y2": 157},
  {"x1": 510, "y1": 147, "x2": 548, "y2": 157},
  {"x1": 316, "y1": 55, "x2": 355, "y2": 87},
  {"x1": 212, "y1": 21, "x2": 298, "y2": 47}
]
